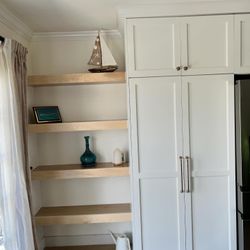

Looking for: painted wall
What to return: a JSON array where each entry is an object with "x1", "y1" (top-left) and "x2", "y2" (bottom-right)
[
  {"x1": 30, "y1": 33, "x2": 125, "y2": 74},
  {"x1": 29, "y1": 32, "x2": 131, "y2": 247}
]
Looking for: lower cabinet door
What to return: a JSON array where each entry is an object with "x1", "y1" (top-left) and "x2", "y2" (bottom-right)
[
  {"x1": 182, "y1": 75, "x2": 236, "y2": 250},
  {"x1": 129, "y1": 77, "x2": 185, "y2": 250}
]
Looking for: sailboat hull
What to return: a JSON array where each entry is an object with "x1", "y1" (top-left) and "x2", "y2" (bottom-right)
[{"x1": 88, "y1": 65, "x2": 118, "y2": 73}]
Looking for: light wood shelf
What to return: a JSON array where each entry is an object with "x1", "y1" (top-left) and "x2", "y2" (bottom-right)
[
  {"x1": 35, "y1": 203, "x2": 131, "y2": 225},
  {"x1": 32, "y1": 163, "x2": 129, "y2": 180},
  {"x1": 28, "y1": 72, "x2": 126, "y2": 87},
  {"x1": 44, "y1": 245, "x2": 115, "y2": 250},
  {"x1": 28, "y1": 120, "x2": 127, "y2": 133}
]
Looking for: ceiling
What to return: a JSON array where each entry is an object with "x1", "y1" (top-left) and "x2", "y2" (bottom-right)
[{"x1": 0, "y1": 0, "x2": 233, "y2": 32}]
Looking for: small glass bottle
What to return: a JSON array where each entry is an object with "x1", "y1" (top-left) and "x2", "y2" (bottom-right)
[{"x1": 80, "y1": 136, "x2": 96, "y2": 167}]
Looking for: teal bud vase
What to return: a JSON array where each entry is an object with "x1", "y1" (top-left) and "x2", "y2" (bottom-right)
[{"x1": 80, "y1": 136, "x2": 96, "y2": 167}]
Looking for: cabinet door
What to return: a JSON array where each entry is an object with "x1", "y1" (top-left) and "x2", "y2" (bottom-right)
[
  {"x1": 126, "y1": 18, "x2": 181, "y2": 77},
  {"x1": 129, "y1": 77, "x2": 185, "y2": 250},
  {"x1": 182, "y1": 75, "x2": 236, "y2": 250},
  {"x1": 235, "y1": 14, "x2": 250, "y2": 74},
  {"x1": 181, "y1": 15, "x2": 234, "y2": 75}
]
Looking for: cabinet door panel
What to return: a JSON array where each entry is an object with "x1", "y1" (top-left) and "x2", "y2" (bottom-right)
[
  {"x1": 185, "y1": 77, "x2": 228, "y2": 172},
  {"x1": 181, "y1": 16, "x2": 234, "y2": 75},
  {"x1": 127, "y1": 18, "x2": 181, "y2": 77},
  {"x1": 129, "y1": 77, "x2": 185, "y2": 250},
  {"x1": 135, "y1": 78, "x2": 179, "y2": 174},
  {"x1": 235, "y1": 14, "x2": 250, "y2": 74},
  {"x1": 140, "y1": 178, "x2": 181, "y2": 250},
  {"x1": 182, "y1": 75, "x2": 236, "y2": 250},
  {"x1": 191, "y1": 177, "x2": 229, "y2": 250}
]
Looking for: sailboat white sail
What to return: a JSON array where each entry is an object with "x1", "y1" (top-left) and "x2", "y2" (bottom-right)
[
  {"x1": 99, "y1": 34, "x2": 117, "y2": 67},
  {"x1": 88, "y1": 31, "x2": 118, "y2": 73}
]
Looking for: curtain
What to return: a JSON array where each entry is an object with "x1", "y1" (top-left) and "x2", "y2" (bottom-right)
[
  {"x1": 11, "y1": 40, "x2": 38, "y2": 250},
  {"x1": 0, "y1": 39, "x2": 35, "y2": 250}
]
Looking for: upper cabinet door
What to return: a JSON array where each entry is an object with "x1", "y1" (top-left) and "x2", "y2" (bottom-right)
[
  {"x1": 126, "y1": 15, "x2": 234, "y2": 77},
  {"x1": 126, "y1": 18, "x2": 181, "y2": 77},
  {"x1": 180, "y1": 15, "x2": 234, "y2": 75},
  {"x1": 235, "y1": 14, "x2": 250, "y2": 74}
]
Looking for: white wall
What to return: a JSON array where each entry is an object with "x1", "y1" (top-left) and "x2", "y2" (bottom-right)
[
  {"x1": 29, "y1": 32, "x2": 131, "y2": 247},
  {"x1": 30, "y1": 32, "x2": 125, "y2": 74}
]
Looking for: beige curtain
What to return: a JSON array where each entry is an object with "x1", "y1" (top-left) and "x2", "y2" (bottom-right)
[{"x1": 11, "y1": 40, "x2": 38, "y2": 250}]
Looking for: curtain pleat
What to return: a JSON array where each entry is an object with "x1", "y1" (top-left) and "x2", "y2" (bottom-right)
[{"x1": 11, "y1": 40, "x2": 38, "y2": 250}]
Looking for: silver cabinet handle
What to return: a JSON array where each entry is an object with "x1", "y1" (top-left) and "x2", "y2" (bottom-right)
[
  {"x1": 185, "y1": 156, "x2": 191, "y2": 193},
  {"x1": 183, "y1": 66, "x2": 189, "y2": 71},
  {"x1": 176, "y1": 66, "x2": 181, "y2": 71},
  {"x1": 179, "y1": 156, "x2": 185, "y2": 193}
]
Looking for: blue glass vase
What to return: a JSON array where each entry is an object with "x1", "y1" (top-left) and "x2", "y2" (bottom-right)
[{"x1": 80, "y1": 136, "x2": 96, "y2": 167}]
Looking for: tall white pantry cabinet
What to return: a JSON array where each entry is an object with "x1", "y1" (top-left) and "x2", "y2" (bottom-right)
[{"x1": 125, "y1": 15, "x2": 236, "y2": 250}]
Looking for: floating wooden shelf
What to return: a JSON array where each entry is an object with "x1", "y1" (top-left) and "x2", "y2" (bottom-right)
[
  {"x1": 28, "y1": 72, "x2": 126, "y2": 87},
  {"x1": 32, "y1": 163, "x2": 129, "y2": 180},
  {"x1": 44, "y1": 245, "x2": 115, "y2": 250},
  {"x1": 28, "y1": 120, "x2": 127, "y2": 133},
  {"x1": 35, "y1": 203, "x2": 131, "y2": 225}
]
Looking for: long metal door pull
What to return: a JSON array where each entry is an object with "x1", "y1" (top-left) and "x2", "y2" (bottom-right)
[
  {"x1": 185, "y1": 156, "x2": 191, "y2": 193},
  {"x1": 179, "y1": 156, "x2": 185, "y2": 193}
]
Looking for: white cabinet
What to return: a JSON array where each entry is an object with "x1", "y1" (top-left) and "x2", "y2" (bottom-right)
[
  {"x1": 129, "y1": 77, "x2": 185, "y2": 250},
  {"x1": 126, "y1": 18, "x2": 181, "y2": 77},
  {"x1": 129, "y1": 75, "x2": 236, "y2": 250},
  {"x1": 180, "y1": 16, "x2": 234, "y2": 75},
  {"x1": 127, "y1": 15, "x2": 234, "y2": 77},
  {"x1": 235, "y1": 14, "x2": 250, "y2": 74},
  {"x1": 182, "y1": 75, "x2": 236, "y2": 250}
]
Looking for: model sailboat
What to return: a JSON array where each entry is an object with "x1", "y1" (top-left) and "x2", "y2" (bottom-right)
[{"x1": 88, "y1": 31, "x2": 118, "y2": 73}]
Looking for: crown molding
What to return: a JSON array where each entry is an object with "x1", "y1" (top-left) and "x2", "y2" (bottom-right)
[
  {"x1": 32, "y1": 30, "x2": 121, "y2": 41},
  {"x1": 0, "y1": 2, "x2": 32, "y2": 41},
  {"x1": 118, "y1": 1, "x2": 250, "y2": 18}
]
